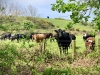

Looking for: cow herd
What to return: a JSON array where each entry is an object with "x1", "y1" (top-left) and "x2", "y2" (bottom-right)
[{"x1": 0, "y1": 29, "x2": 95, "y2": 55}]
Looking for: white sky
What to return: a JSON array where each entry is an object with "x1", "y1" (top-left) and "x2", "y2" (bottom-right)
[{"x1": 6, "y1": 0, "x2": 94, "y2": 21}]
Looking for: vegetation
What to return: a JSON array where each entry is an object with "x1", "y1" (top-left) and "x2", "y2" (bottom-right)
[
  {"x1": 0, "y1": 35, "x2": 100, "y2": 75},
  {"x1": 0, "y1": 0, "x2": 100, "y2": 74},
  {"x1": 0, "y1": 13, "x2": 99, "y2": 75},
  {"x1": 51, "y1": 0, "x2": 100, "y2": 31}
]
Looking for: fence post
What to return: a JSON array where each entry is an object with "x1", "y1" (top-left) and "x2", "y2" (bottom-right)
[
  {"x1": 72, "y1": 40, "x2": 76, "y2": 60},
  {"x1": 98, "y1": 39, "x2": 100, "y2": 50},
  {"x1": 43, "y1": 40, "x2": 46, "y2": 53}
]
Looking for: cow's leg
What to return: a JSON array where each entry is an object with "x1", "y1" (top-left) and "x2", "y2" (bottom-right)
[
  {"x1": 59, "y1": 47, "x2": 62, "y2": 55},
  {"x1": 63, "y1": 47, "x2": 68, "y2": 55},
  {"x1": 66, "y1": 48, "x2": 68, "y2": 54},
  {"x1": 62, "y1": 47, "x2": 65, "y2": 55},
  {"x1": 17, "y1": 39, "x2": 19, "y2": 43}
]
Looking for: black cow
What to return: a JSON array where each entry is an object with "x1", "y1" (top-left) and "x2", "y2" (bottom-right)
[
  {"x1": 16, "y1": 34, "x2": 26, "y2": 41},
  {"x1": 1, "y1": 33, "x2": 11, "y2": 40},
  {"x1": 70, "y1": 34, "x2": 76, "y2": 40},
  {"x1": 83, "y1": 33, "x2": 95, "y2": 41},
  {"x1": 29, "y1": 32, "x2": 35, "y2": 41},
  {"x1": 10, "y1": 34, "x2": 18, "y2": 41},
  {"x1": 43, "y1": 33, "x2": 53, "y2": 38},
  {"x1": 10, "y1": 34, "x2": 26, "y2": 42},
  {"x1": 69, "y1": 33, "x2": 76, "y2": 48},
  {"x1": 54, "y1": 29, "x2": 71, "y2": 55},
  {"x1": 47, "y1": 16, "x2": 49, "y2": 19}
]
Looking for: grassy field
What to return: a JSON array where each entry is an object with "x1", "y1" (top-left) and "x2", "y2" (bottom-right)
[
  {"x1": 0, "y1": 34, "x2": 100, "y2": 74},
  {"x1": 0, "y1": 17, "x2": 100, "y2": 75},
  {"x1": 41, "y1": 18, "x2": 94, "y2": 31}
]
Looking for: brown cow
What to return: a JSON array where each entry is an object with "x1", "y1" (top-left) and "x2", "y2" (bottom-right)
[
  {"x1": 85, "y1": 37, "x2": 95, "y2": 53},
  {"x1": 32, "y1": 33, "x2": 53, "y2": 53},
  {"x1": 32, "y1": 33, "x2": 53, "y2": 43}
]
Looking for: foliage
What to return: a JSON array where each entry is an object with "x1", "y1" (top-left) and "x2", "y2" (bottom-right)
[
  {"x1": 43, "y1": 67, "x2": 72, "y2": 75},
  {"x1": 22, "y1": 20, "x2": 34, "y2": 30},
  {"x1": 0, "y1": 43, "x2": 20, "y2": 75},
  {"x1": 0, "y1": 25, "x2": 7, "y2": 31},
  {"x1": 65, "y1": 22, "x2": 73, "y2": 29},
  {"x1": 26, "y1": 16, "x2": 55, "y2": 29},
  {"x1": 80, "y1": 20, "x2": 88, "y2": 26},
  {"x1": 51, "y1": 0, "x2": 100, "y2": 31},
  {"x1": 54, "y1": 17, "x2": 66, "y2": 20},
  {"x1": 0, "y1": 35, "x2": 99, "y2": 74},
  {"x1": 72, "y1": 66, "x2": 100, "y2": 75}
]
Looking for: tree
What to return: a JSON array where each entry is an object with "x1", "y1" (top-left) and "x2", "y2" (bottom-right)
[
  {"x1": 8, "y1": 3, "x2": 23, "y2": 17},
  {"x1": 27, "y1": 5, "x2": 38, "y2": 17},
  {"x1": 51, "y1": 0, "x2": 100, "y2": 31},
  {"x1": 0, "y1": 0, "x2": 7, "y2": 16}
]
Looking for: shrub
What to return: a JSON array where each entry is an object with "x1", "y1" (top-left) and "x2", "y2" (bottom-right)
[
  {"x1": 22, "y1": 20, "x2": 34, "y2": 30},
  {"x1": 80, "y1": 20, "x2": 88, "y2": 26},
  {"x1": 82, "y1": 29, "x2": 86, "y2": 32},
  {"x1": 76, "y1": 28, "x2": 80, "y2": 31},
  {"x1": 54, "y1": 18, "x2": 66, "y2": 20},
  {"x1": 43, "y1": 67, "x2": 72, "y2": 75},
  {"x1": 65, "y1": 22, "x2": 73, "y2": 30},
  {"x1": 0, "y1": 43, "x2": 20, "y2": 75}
]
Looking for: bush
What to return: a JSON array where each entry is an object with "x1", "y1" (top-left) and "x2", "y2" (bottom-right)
[
  {"x1": 54, "y1": 18, "x2": 66, "y2": 20},
  {"x1": 65, "y1": 22, "x2": 73, "y2": 30},
  {"x1": 0, "y1": 43, "x2": 20, "y2": 75},
  {"x1": 22, "y1": 20, "x2": 34, "y2": 30},
  {"x1": 82, "y1": 29, "x2": 86, "y2": 32},
  {"x1": 43, "y1": 67, "x2": 72, "y2": 75},
  {"x1": 76, "y1": 28, "x2": 80, "y2": 31},
  {"x1": 80, "y1": 20, "x2": 88, "y2": 26}
]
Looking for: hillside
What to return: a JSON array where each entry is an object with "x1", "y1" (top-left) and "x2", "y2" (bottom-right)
[{"x1": 0, "y1": 16, "x2": 94, "y2": 34}]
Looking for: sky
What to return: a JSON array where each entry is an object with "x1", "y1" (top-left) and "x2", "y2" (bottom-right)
[
  {"x1": 6, "y1": 0, "x2": 71, "y2": 20},
  {"x1": 6, "y1": 0, "x2": 94, "y2": 21}
]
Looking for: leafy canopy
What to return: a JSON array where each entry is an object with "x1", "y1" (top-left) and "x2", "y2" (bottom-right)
[{"x1": 51, "y1": 0, "x2": 100, "y2": 31}]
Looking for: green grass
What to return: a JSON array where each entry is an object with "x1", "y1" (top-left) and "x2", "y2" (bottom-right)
[
  {"x1": 1, "y1": 35, "x2": 99, "y2": 55},
  {"x1": 42, "y1": 18, "x2": 71, "y2": 29},
  {"x1": 0, "y1": 17, "x2": 100, "y2": 75},
  {"x1": 0, "y1": 16, "x2": 95, "y2": 34},
  {"x1": 40, "y1": 18, "x2": 94, "y2": 31},
  {"x1": 0, "y1": 35, "x2": 100, "y2": 75}
]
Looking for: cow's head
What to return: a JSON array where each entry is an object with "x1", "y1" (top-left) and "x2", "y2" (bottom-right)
[
  {"x1": 86, "y1": 37, "x2": 95, "y2": 50},
  {"x1": 54, "y1": 29, "x2": 65, "y2": 37}
]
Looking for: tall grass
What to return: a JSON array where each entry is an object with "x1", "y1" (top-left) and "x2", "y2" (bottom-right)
[{"x1": 0, "y1": 35, "x2": 100, "y2": 75}]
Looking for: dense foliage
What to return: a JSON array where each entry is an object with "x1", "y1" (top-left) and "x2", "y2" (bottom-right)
[{"x1": 51, "y1": 0, "x2": 100, "y2": 31}]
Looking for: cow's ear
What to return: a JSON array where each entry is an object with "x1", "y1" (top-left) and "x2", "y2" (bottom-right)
[
  {"x1": 63, "y1": 30, "x2": 65, "y2": 32},
  {"x1": 54, "y1": 30, "x2": 58, "y2": 33}
]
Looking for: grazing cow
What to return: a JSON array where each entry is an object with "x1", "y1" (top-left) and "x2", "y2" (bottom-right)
[
  {"x1": 85, "y1": 37, "x2": 95, "y2": 53},
  {"x1": 32, "y1": 33, "x2": 53, "y2": 53},
  {"x1": 16, "y1": 34, "x2": 27, "y2": 41},
  {"x1": 44, "y1": 33, "x2": 53, "y2": 39},
  {"x1": 69, "y1": 33, "x2": 76, "y2": 48},
  {"x1": 47, "y1": 16, "x2": 49, "y2": 19},
  {"x1": 32, "y1": 33, "x2": 53, "y2": 43},
  {"x1": 50, "y1": 33, "x2": 57, "y2": 42},
  {"x1": 10, "y1": 34, "x2": 18, "y2": 41},
  {"x1": 70, "y1": 34, "x2": 76, "y2": 40},
  {"x1": 1, "y1": 33, "x2": 11, "y2": 40},
  {"x1": 83, "y1": 33, "x2": 95, "y2": 41},
  {"x1": 10, "y1": 34, "x2": 26, "y2": 42},
  {"x1": 29, "y1": 32, "x2": 36, "y2": 41},
  {"x1": 29, "y1": 32, "x2": 42, "y2": 41},
  {"x1": 54, "y1": 29, "x2": 71, "y2": 55}
]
